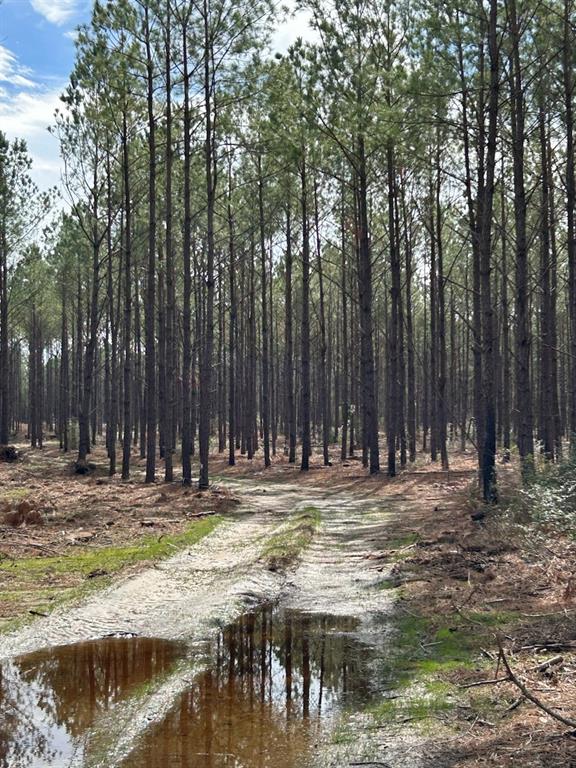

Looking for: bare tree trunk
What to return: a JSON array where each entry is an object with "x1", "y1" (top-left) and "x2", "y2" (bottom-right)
[
  {"x1": 121, "y1": 117, "x2": 132, "y2": 480},
  {"x1": 314, "y1": 179, "x2": 330, "y2": 466},
  {"x1": 563, "y1": 0, "x2": 576, "y2": 452},
  {"x1": 402, "y1": 178, "x2": 416, "y2": 463},
  {"x1": 499, "y1": 173, "x2": 511, "y2": 459},
  {"x1": 0, "y1": 215, "x2": 9, "y2": 444},
  {"x1": 181, "y1": 15, "x2": 192, "y2": 484},
  {"x1": 227, "y1": 164, "x2": 236, "y2": 467},
  {"x1": 478, "y1": 0, "x2": 499, "y2": 502},
  {"x1": 144, "y1": 4, "x2": 157, "y2": 483},
  {"x1": 357, "y1": 136, "x2": 379, "y2": 474},
  {"x1": 258, "y1": 155, "x2": 271, "y2": 468},
  {"x1": 456, "y1": 18, "x2": 482, "y2": 465},
  {"x1": 284, "y1": 203, "x2": 296, "y2": 464},
  {"x1": 429, "y1": 175, "x2": 438, "y2": 462},
  {"x1": 509, "y1": 0, "x2": 534, "y2": 475},
  {"x1": 164, "y1": 2, "x2": 176, "y2": 482},
  {"x1": 340, "y1": 187, "x2": 349, "y2": 463},
  {"x1": 199, "y1": 0, "x2": 216, "y2": 489},
  {"x1": 436, "y1": 140, "x2": 449, "y2": 470},
  {"x1": 538, "y1": 99, "x2": 556, "y2": 461},
  {"x1": 300, "y1": 155, "x2": 311, "y2": 471},
  {"x1": 387, "y1": 143, "x2": 400, "y2": 476},
  {"x1": 60, "y1": 287, "x2": 70, "y2": 452},
  {"x1": 77, "y1": 148, "x2": 100, "y2": 467}
]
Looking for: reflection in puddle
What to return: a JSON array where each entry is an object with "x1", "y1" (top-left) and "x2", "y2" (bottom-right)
[
  {"x1": 0, "y1": 608, "x2": 382, "y2": 768},
  {"x1": 122, "y1": 608, "x2": 379, "y2": 768},
  {"x1": 0, "y1": 637, "x2": 183, "y2": 768}
]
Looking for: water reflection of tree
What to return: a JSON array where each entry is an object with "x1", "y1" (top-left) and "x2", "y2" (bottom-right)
[
  {"x1": 0, "y1": 638, "x2": 181, "y2": 767},
  {"x1": 0, "y1": 659, "x2": 59, "y2": 768},
  {"x1": 222, "y1": 608, "x2": 374, "y2": 717},
  {"x1": 123, "y1": 609, "x2": 377, "y2": 768}
]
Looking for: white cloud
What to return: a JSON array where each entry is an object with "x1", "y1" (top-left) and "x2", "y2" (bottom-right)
[
  {"x1": 30, "y1": 0, "x2": 78, "y2": 25},
  {"x1": 0, "y1": 44, "x2": 36, "y2": 89},
  {"x1": 270, "y1": 5, "x2": 317, "y2": 53},
  {"x1": 0, "y1": 87, "x2": 64, "y2": 190},
  {"x1": 0, "y1": 40, "x2": 65, "y2": 191}
]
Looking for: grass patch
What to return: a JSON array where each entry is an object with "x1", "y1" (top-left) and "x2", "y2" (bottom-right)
[
  {"x1": 0, "y1": 515, "x2": 221, "y2": 580},
  {"x1": 380, "y1": 533, "x2": 419, "y2": 561},
  {"x1": 331, "y1": 724, "x2": 356, "y2": 745},
  {"x1": 0, "y1": 516, "x2": 222, "y2": 630},
  {"x1": 261, "y1": 506, "x2": 321, "y2": 570},
  {"x1": 0, "y1": 486, "x2": 31, "y2": 503},
  {"x1": 367, "y1": 608, "x2": 520, "y2": 729},
  {"x1": 387, "y1": 610, "x2": 518, "y2": 681},
  {"x1": 370, "y1": 688, "x2": 455, "y2": 723},
  {"x1": 376, "y1": 577, "x2": 400, "y2": 591}
]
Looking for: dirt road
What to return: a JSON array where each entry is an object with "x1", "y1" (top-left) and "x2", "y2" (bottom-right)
[{"x1": 1, "y1": 477, "x2": 421, "y2": 768}]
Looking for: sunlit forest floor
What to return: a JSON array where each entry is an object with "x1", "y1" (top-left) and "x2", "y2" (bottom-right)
[
  {"x1": 0, "y1": 438, "x2": 575, "y2": 766},
  {"x1": 0, "y1": 441, "x2": 236, "y2": 627}
]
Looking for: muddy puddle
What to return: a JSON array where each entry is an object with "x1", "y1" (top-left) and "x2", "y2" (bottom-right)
[
  {"x1": 121, "y1": 606, "x2": 383, "y2": 768},
  {"x1": 1, "y1": 606, "x2": 386, "y2": 768},
  {"x1": 0, "y1": 636, "x2": 185, "y2": 768}
]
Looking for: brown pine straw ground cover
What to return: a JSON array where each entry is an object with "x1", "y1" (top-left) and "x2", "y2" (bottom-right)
[{"x1": 378, "y1": 460, "x2": 576, "y2": 767}]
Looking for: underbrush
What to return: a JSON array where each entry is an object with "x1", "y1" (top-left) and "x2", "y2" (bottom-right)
[{"x1": 507, "y1": 456, "x2": 576, "y2": 535}]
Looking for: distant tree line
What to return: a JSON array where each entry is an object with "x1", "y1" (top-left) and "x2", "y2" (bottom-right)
[{"x1": 1, "y1": 0, "x2": 576, "y2": 501}]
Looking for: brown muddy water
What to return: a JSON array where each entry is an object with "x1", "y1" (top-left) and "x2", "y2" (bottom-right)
[
  {"x1": 0, "y1": 636, "x2": 184, "y2": 768},
  {"x1": 1, "y1": 607, "x2": 385, "y2": 768}
]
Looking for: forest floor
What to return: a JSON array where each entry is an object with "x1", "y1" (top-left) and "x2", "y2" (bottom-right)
[
  {"x1": 0, "y1": 442, "x2": 238, "y2": 633},
  {"x1": 0, "y1": 440, "x2": 575, "y2": 767}
]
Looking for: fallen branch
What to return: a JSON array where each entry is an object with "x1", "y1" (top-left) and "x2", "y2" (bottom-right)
[
  {"x1": 10, "y1": 541, "x2": 62, "y2": 556},
  {"x1": 503, "y1": 695, "x2": 525, "y2": 714},
  {"x1": 452, "y1": 604, "x2": 490, "y2": 627},
  {"x1": 459, "y1": 676, "x2": 510, "y2": 689},
  {"x1": 534, "y1": 655, "x2": 563, "y2": 673},
  {"x1": 186, "y1": 510, "x2": 217, "y2": 518},
  {"x1": 520, "y1": 609, "x2": 576, "y2": 618},
  {"x1": 497, "y1": 641, "x2": 576, "y2": 730},
  {"x1": 454, "y1": 584, "x2": 481, "y2": 611},
  {"x1": 519, "y1": 642, "x2": 576, "y2": 653},
  {"x1": 475, "y1": 718, "x2": 495, "y2": 727},
  {"x1": 349, "y1": 763, "x2": 392, "y2": 767}
]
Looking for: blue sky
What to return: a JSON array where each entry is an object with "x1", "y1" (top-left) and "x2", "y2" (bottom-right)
[
  {"x1": 0, "y1": 0, "x2": 92, "y2": 189},
  {"x1": 0, "y1": 0, "x2": 313, "y2": 191},
  {"x1": 1, "y1": 0, "x2": 89, "y2": 80}
]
